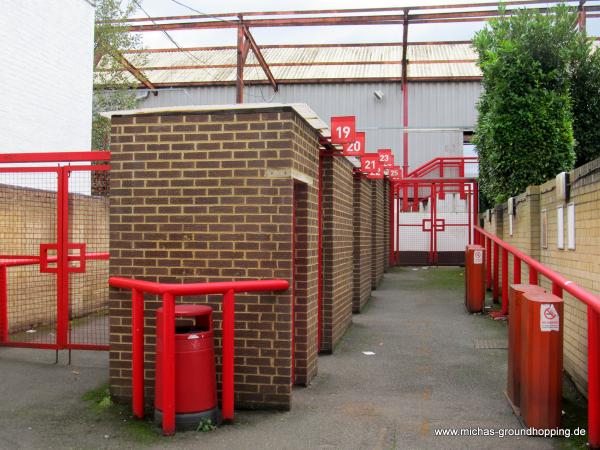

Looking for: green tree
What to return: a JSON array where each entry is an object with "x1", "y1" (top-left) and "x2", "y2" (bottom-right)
[
  {"x1": 570, "y1": 34, "x2": 600, "y2": 166},
  {"x1": 93, "y1": 0, "x2": 144, "y2": 150},
  {"x1": 473, "y1": 5, "x2": 577, "y2": 204}
]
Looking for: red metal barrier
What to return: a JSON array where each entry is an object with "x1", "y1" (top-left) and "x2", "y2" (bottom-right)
[
  {"x1": 474, "y1": 225, "x2": 600, "y2": 448},
  {"x1": 0, "y1": 151, "x2": 111, "y2": 352},
  {"x1": 108, "y1": 276, "x2": 289, "y2": 436},
  {"x1": 0, "y1": 252, "x2": 110, "y2": 350}
]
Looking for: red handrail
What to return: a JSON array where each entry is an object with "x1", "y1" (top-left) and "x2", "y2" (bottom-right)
[
  {"x1": 108, "y1": 276, "x2": 290, "y2": 436},
  {"x1": 474, "y1": 226, "x2": 600, "y2": 448}
]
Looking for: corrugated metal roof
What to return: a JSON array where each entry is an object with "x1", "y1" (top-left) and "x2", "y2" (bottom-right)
[{"x1": 100, "y1": 43, "x2": 483, "y2": 86}]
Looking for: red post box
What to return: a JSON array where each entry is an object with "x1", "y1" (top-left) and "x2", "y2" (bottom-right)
[
  {"x1": 507, "y1": 284, "x2": 545, "y2": 409},
  {"x1": 155, "y1": 305, "x2": 218, "y2": 429},
  {"x1": 520, "y1": 291, "x2": 563, "y2": 429},
  {"x1": 465, "y1": 245, "x2": 486, "y2": 313}
]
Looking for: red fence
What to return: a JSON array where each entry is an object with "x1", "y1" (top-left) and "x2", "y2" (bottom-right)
[
  {"x1": 474, "y1": 226, "x2": 600, "y2": 448},
  {"x1": 0, "y1": 152, "x2": 110, "y2": 352},
  {"x1": 108, "y1": 277, "x2": 289, "y2": 436}
]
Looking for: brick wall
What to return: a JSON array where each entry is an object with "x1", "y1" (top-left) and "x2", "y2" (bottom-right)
[
  {"x1": 480, "y1": 157, "x2": 600, "y2": 396},
  {"x1": 0, "y1": 184, "x2": 108, "y2": 334},
  {"x1": 371, "y1": 179, "x2": 386, "y2": 288},
  {"x1": 320, "y1": 156, "x2": 354, "y2": 352},
  {"x1": 353, "y1": 175, "x2": 372, "y2": 312},
  {"x1": 108, "y1": 107, "x2": 320, "y2": 411}
]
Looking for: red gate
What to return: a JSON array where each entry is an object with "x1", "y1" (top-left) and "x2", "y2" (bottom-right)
[
  {"x1": 394, "y1": 178, "x2": 478, "y2": 266},
  {"x1": 0, "y1": 152, "x2": 110, "y2": 353}
]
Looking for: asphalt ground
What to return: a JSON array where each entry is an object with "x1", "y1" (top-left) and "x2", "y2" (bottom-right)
[{"x1": 0, "y1": 267, "x2": 558, "y2": 449}]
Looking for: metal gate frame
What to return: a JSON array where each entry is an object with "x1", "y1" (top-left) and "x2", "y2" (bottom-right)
[
  {"x1": 393, "y1": 177, "x2": 478, "y2": 266},
  {"x1": 0, "y1": 152, "x2": 110, "y2": 352}
]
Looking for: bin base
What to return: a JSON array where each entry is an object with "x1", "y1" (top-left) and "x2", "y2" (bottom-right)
[{"x1": 154, "y1": 407, "x2": 220, "y2": 431}]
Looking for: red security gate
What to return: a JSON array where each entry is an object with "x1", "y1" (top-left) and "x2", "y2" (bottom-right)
[
  {"x1": 393, "y1": 178, "x2": 478, "y2": 266},
  {"x1": 0, "y1": 152, "x2": 110, "y2": 354}
]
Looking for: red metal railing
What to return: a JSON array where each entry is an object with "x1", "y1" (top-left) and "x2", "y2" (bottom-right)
[
  {"x1": 405, "y1": 156, "x2": 478, "y2": 179},
  {"x1": 0, "y1": 253, "x2": 110, "y2": 348},
  {"x1": 108, "y1": 277, "x2": 290, "y2": 436},
  {"x1": 474, "y1": 226, "x2": 600, "y2": 448}
]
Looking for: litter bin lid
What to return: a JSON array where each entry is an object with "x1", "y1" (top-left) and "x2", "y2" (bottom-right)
[{"x1": 157, "y1": 304, "x2": 212, "y2": 317}]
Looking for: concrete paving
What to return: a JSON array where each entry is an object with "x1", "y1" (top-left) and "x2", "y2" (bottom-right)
[{"x1": 0, "y1": 267, "x2": 557, "y2": 449}]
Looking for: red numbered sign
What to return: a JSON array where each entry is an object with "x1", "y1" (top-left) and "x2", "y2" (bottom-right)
[
  {"x1": 330, "y1": 116, "x2": 356, "y2": 144},
  {"x1": 388, "y1": 166, "x2": 402, "y2": 181},
  {"x1": 342, "y1": 131, "x2": 365, "y2": 157},
  {"x1": 361, "y1": 154, "x2": 383, "y2": 179},
  {"x1": 361, "y1": 154, "x2": 379, "y2": 172},
  {"x1": 378, "y1": 149, "x2": 394, "y2": 168}
]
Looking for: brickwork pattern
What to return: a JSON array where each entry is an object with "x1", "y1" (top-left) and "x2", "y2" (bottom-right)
[
  {"x1": 108, "y1": 108, "x2": 319, "y2": 410},
  {"x1": 320, "y1": 156, "x2": 354, "y2": 352},
  {"x1": 0, "y1": 183, "x2": 108, "y2": 335},
  {"x1": 371, "y1": 180, "x2": 386, "y2": 288},
  {"x1": 353, "y1": 175, "x2": 372, "y2": 312}
]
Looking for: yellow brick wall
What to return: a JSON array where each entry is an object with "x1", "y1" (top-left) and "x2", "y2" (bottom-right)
[
  {"x1": 0, "y1": 184, "x2": 108, "y2": 336},
  {"x1": 480, "y1": 158, "x2": 600, "y2": 396}
]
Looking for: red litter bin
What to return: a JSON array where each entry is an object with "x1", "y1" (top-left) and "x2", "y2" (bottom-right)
[
  {"x1": 520, "y1": 291, "x2": 563, "y2": 429},
  {"x1": 465, "y1": 245, "x2": 486, "y2": 313},
  {"x1": 155, "y1": 305, "x2": 219, "y2": 429},
  {"x1": 506, "y1": 284, "x2": 545, "y2": 409}
]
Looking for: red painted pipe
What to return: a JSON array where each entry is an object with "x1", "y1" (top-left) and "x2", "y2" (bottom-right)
[
  {"x1": 132, "y1": 289, "x2": 145, "y2": 419},
  {"x1": 529, "y1": 267, "x2": 538, "y2": 285},
  {"x1": 222, "y1": 289, "x2": 235, "y2": 421},
  {"x1": 501, "y1": 248, "x2": 508, "y2": 315},
  {"x1": 0, "y1": 266, "x2": 7, "y2": 343},
  {"x1": 161, "y1": 292, "x2": 176, "y2": 436},
  {"x1": 552, "y1": 281, "x2": 563, "y2": 299},
  {"x1": 589, "y1": 307, "x2": 600, "y2": 448},
  {"x1": 486, "y1": 236, "x2": 492, "y2": 289},
  {"x1": 402, "y1": 75, "x2": 409, "y2": 176},
  {"x1": 493, "y1": 241, "x2": 499, "y2": 302},
  {"x1": 513, "y1": 257, "x2": 521, "y2": 284},
  {"x1": 109, "y1": 277, "x2": 289, "y2": 296},
  {"x1": 388, "y1": 180, "x2": 395, "y2": 266}
]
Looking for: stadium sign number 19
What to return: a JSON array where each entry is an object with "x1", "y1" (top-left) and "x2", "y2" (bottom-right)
[
  {"x1": 343, "y1": 131, "x2": 366, "y2": 157},
  {"x1": 330, "y1": 116, "x2": 356, "y2": 144}
]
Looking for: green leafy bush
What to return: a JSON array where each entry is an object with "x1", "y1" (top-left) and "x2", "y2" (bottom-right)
[
  {"x1": 571, "y1": 34, "x2": 600, "y2": 167},
  {"x1": 473, "y1": 5, "x2": 578, "y2": 204}
]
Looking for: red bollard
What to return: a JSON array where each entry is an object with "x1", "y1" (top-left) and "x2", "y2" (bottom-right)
[
  {"x1": 506, "y1": 284, "x2": 545, "y2": 409},
  {"x1": 465, "y1": 245, "x2": 486, "y2": 313},
  {"x1": 520, "y1": 291, "x2": 563, "y2": 429}
]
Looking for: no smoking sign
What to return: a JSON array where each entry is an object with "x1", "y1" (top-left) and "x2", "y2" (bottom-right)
[{"x1": 540, "y1": 304, "x2": 560, "y2": 332}]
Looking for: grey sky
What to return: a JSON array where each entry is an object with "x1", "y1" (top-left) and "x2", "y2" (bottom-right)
[{"x1": 132, "y1": 1, "x2": 599, "y2": 50}]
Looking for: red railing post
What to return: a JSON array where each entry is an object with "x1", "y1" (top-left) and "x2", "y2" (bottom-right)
[
  {"x1": 529, "y1": 266, "x2": 538, "y2": 285},
  {"x1": 0, "y1": 265, "x2": 7, "y2": 343},
  {"x1": 589, "y1": 306, "x2": 600, "y2": 448},
  {"x1": 222, "y1": 289, "x2": 235, "y2": 421},
  {"x1": 161, "y1": 292, "x2": 176, "y2": 436},
  {"x1": 513, "y1": 257, "x2": 521, "y2": 285},
  {"x1": 501, "y1": 248, "x2": 508, "y2": 315},
  {"x1": 486, "y1": 237, "x2": 492, "y2": 289},
  {"x1": 132, "y1": 288, "x2": 145, "y2": 419},
  {"x1": 552, "y1": 282, "x2": 563, "y2": 298},
  {"x1": 493, "y1": 241, "x2": 499, "y2": 302}
]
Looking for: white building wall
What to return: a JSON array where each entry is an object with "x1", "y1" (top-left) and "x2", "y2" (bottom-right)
[{"x1": 0, "y1": 0, "x2": 95, "y2": 192}]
